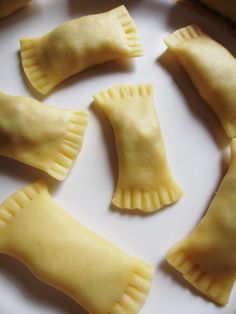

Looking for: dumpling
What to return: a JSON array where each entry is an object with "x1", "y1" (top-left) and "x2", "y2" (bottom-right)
[
  {"x1": 0, "y1": 0, "x2": 30, "y2": 18},
  {"x1": 0, "y1": 181, "x2": 153, "y2": 314},
  {"x1": 167, "y1": 138, "x2": 236, "y2": 305},
  {"x1": 0, "y1": 91, "x2": 88, "y2": 180},
  {"x1": 93, "y1": 84, "x2": 183, "y2": 212},
  {"x1": 164, "y1": 24, "x2": 236, "y2": 138},
  {"x1": 20, "y1": 5, "x2": 143, "y2": 95}
]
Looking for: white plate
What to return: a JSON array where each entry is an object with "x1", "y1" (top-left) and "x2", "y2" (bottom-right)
[{"x1": 0, "y1": 1, "x2": 236, "y2": 313}]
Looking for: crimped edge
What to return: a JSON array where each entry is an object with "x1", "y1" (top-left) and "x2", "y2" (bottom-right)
[
  {"x1": 0, "y1": 181, "x2": 46, "y2": 229},
  {"x1": 112, "y1": 183, "x2": 183, "y2": 212},
  {"x1": 108, "y1": 261, "x2": 154, "y2": 314},
  {"x1": 167, "y1": 245, "x2": 234, "y2": 305},
  {"x1": 93, "y1": 84, "x2": 153, "y2": 107},
  {"x1": 46, "y1": 110, "x2": 89, "y2": 181},
  {"x1": 20, "y1": 38, "x2": 55, "y2": 95},
  {"x1": 164, "y1": 24, "x2": 205, "y2": 50},
  {"x1": 113, "y1": 5, "x2": 143, "y2": 57}
]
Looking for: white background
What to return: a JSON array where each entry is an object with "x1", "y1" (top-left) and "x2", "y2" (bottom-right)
[{"x1": 0, "y1": 0, "x2": 236, "y2": 313}]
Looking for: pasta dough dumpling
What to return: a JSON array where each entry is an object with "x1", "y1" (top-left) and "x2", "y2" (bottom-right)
[
  {"x1": 20, "y1": 5, "x2": 143, "y2": 95},
  {"x1": 167, "y1": 139, "x2": 236, "y2": 305},
  {"x1": 0, "y1": 181, "x2": 153, "y2": 314},
  {"x1": 0, "y1": 91, "x2": 88, "y2": 180},
  {"x1": 93, "y1": 84, "x2": 183, "y2": 212},
  {"x1": 164, "y1": 24, "x2": 236, "y2": 138}
]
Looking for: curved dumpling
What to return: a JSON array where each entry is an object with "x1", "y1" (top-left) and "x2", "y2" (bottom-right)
[
  {"x1": 93, "y1": 84, "x2": 183, "y2": 212},
  {"x1": 167, "y1": 139, "x2": 236, "y2": 305},
  {"x1": 164, "y1": 24, "x2": 236, "y2": 138},
  {"x1": 20, "y1": 5, "x2": 143, "y2": 95},
  {"x1": 0, "y1": 91, "x2": 88, "y2": 180}
]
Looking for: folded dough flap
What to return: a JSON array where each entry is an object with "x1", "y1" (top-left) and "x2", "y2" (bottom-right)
[
  {"x1": 93, "y1": 84, "x2": 153, "y2": 108},
  {"x1": 109, "y1": 261, "x2": 153, "y2": 314},
  {"x1": 113, "y1": 182, "x2": 183, "y2": 212},
  {"x1": 20, "y1": 38, "x2": 55, "y2": 95},
  {"x1": 113, "y1": 5, "x2": 143, "y2": 57},
  {"x1": 47, "y1": 110, "x2": 89, "y2": 181},
  {"x1": 167, "y1": 245, "x2": 235, "y2": 305},
  {"x1": 0, "y1": 181, "x2": 46, "y2": 248},
  {"x1": 164, "y1": 24, "x2": 205, "y2": 50}
]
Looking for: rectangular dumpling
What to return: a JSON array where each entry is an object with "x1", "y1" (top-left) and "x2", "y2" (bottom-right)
[
  {"x1": 20, "y1": 5, "x2": 143, "y2": 95},
  {"x1": 164, "y1": 24, "x2": 236, "y2": 138},
  {"x1": 167, "y1": 139, "x2": 236, "y2": 305},
  {"x1": 0, "y1": 181, "x2": 153, "y2": 314},
  {"x1": 93, "y1": 84, "x2": 183, "y2": 212},
  {"x1": 0, "y1": 0, "x2": 30, "y2": 18},
  {"x1": 0, "y1": 91, "x2": 88, "y2": 180}
]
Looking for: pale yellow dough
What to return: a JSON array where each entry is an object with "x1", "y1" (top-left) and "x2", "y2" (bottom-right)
[
  {"x1": 0, "y1": 181, "x2": 153, "y2": 314},
  {"x1": 202, "y1": 0, "x2": 236, "y2": 23},
  {"x1": 93, "y1": 84, "x2": 183, "y2": 212},
  {"x1": 20, "y1": 5, "x2": 143, "y2": 95},
  {"x1": 0, "y1": 0, "x2": 30, "y2": 18},
  {"x1": 0, "y1": 91, "x2": 88, "y2": 180},
  {"x1": 164, "y1": 24, "x2": 236, "y2": 138},
  {"x1": 167, "y1": 139, "x2": 236, "y2": 305}
]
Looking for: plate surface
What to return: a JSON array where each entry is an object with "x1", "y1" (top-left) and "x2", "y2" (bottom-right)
[{"x1": 0, "y1": 0, "x2": 236, "y2": 313}]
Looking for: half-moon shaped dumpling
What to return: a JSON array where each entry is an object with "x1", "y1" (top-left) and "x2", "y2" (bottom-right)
[
  {"x1": 0, "y1": 0, "x2": 30, "y2": 18},
  {"x1": 0, "y1": 181, "x2": 153, "y2": 314},
  {"x1": 164, "y1": 25, "x2": 236, "y2": 138},
  {"x1": 167, "y1": 138, "x2": 236, "y2": 305},
  {"x1": 20, "y1": 5, "x2": 143, "y2": 95},
  {"x1": 0, "y1": 91, "x2": 88, "y2": 180},
  {"x1": 93, "y1": 84, "x2": 183, "y2": 212}
]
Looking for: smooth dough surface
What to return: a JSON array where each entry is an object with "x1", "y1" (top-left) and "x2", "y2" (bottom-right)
[
  {"x1": 0, "y1": 0, "x2": 30, "y2": 18},
  {"x1": 167, "y1": 139, "x2": 236, "y2": 305},
  {"x1": 20, "y1": 5, "x2": 143, "y2": 95},
  {"x1": 164, "y1": 24, "x2": 236, "y2": 138},
  {"x1": 202, "y1": 0, "x2": 236, "y2": 23},
  {"x1": 93, "y1": 84, "x2": 183, "y2": 212},
  {"x1": 0, "y1": 181, "x2": 153, "y2": 314},
  {"x1": 0, "y1": 91, "x2": 88, "y2": 180}
]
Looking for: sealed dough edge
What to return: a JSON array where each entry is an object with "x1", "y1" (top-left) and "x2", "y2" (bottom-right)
[
  {"x1": 166, "y1": 243, "x2": 235, "y2": 306},
  {"x1": 164, "y1": 24, "x2": 205, "y2": 51},
  {"x1": 46, "y1": 110, "x2": 89, "y2": 181},
  {"x1": 166, "y1": 139, "x2": 236, "y2": 306},
  {"x1": 0, "y1": 181, "x2": 154, "y2": 314},
  {"x1": 111, "y1": 5, "x2": 144, "y2": 58}
]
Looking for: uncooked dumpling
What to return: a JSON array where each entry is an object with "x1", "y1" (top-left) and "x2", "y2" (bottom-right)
[
  {"x1": 0, "y1": 181, "x2": 153, "y2": 314},
  {"x1": 20, "y1": 5, "x2": 143, "y2": 95},
  {"x1": 164, "y1": 24, "x2": 236, "y2": 138},
  {"x1": 0, "y1": 91, "x2": 88, "y2": 180},
  {"x1": 167, "y1": 139, "x2": 236, "y2": 305},
  {"x1": 93, "y1": 84, "x2": 183, "y2": 212}
]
